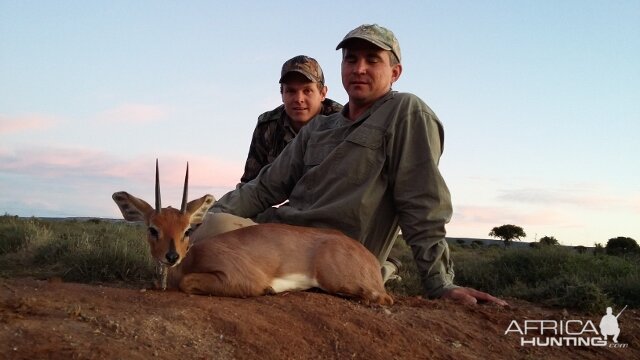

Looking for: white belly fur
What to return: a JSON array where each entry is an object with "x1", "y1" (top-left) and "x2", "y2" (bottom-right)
[{"x1": 270, "y1": 274, "x2": 319, "y2": 293}]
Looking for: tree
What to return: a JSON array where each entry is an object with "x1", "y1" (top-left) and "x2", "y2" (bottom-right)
[
  {"x1": 488, "y1": 224, "x2": 526, "y2": 248},
  {"x1": 539, "y1": 236, "x2": 559, "y2": 246},
  {"x1": 605, "y1": 237, "x2": 639, "y2": 256},
  {"x1": 593, "y1": 242, "x2": 605, "y2": 256}
]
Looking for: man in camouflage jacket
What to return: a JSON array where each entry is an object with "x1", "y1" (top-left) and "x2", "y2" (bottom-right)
[{"x1": 240, "y1": 55, "x2": 342, "y2": 184}]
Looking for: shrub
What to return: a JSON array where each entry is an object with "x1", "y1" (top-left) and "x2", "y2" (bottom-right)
[
  {"x1": 452, "y1": 246, "x2": 639, "y2": 312},
  {"x1": 539, "y1": 236, "x2": 559, "y2": 246},
  {"x1": 594, "y1": 243, "x2": 605, "y2": 256},
  {"x1": 34, "y1": 222, "x2": 154, "y2": 283},
  {"x1": 606, "y1": 237, "x2": 639, "y2": 256},
  {"x1": 1, "y1": 217, "x2": 154, "y2": 284},
  {"x1": 470, "y1": 240, "x2": 484, "y2": 249},
  {"x1": 0, "y1": 216, "x2": 53, "y2": 254},
  {"x1": 0, "y1": 217, "x2": 29, "y2": 254}
]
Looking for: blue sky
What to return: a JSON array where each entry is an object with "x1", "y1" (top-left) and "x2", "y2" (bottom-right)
[{"x1": 1, "y1": 0, "x2": 638, "y2": 246}]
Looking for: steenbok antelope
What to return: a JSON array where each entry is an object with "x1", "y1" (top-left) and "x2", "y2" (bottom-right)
[{"x1": 112, "y1": 161, "x2": 393, "y2": 305}]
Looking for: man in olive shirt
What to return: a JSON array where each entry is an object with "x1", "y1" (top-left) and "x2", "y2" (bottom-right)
[
  {"x1": 214, "y1": 24, "x2": 507, "y2": 305},
  {"x1": 240, "y1": 55, "x2": 342, "y2": 184}
]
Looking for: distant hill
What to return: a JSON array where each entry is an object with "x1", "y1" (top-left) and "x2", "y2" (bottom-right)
[
  {"x1": 446, "y1": 237, "x2": 531, "y2": 248},
  {"x1": 445, "y1": 237, "x2": 594, "y2": 251}
]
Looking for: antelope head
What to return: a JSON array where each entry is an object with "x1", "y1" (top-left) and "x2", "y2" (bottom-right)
[{"x1": 112, "y1": 160, "x2": 215, "y2": 267}]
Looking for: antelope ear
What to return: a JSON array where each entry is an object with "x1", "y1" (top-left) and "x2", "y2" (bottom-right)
[
  {"x1": 186, "y1": 194, "x2": 216, "y2": 224},
  {"x1": 112, "y1": 192, "x2": 154, "y2": 222}
]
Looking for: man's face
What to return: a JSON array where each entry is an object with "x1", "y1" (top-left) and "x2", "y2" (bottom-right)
[
  {"x1": 341, "y1": 40, "x2": 401, "y2": 107},
  {"x1": 281, "y1": 74, "x2": 328, "y2": 124}
]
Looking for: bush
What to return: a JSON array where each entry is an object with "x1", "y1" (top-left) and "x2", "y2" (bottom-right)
[
  {"x1": 0, "y1": 216, "x2": 53, "y2": 255},
  {"x1": 35, "y1": 222, "x2": 154, "y2": 283},
  {"x1": 539, "y1": 236, "x2": 559, "y2": 246},
  {"x1": 606, "y1": 237, "x2": 639, "y2": 256},
  {"x1": 470, "y1": 240, "x2": 484, "y2": 249},
  {"x1": 0, "y1": 217, "x2": 29, "y2": 254},
  {"x1": 452, "y1": 246, "x2": 639, "y2": 312},
  {"x1": 0, "y1": 217, "x2": 154, "y2": 284}
]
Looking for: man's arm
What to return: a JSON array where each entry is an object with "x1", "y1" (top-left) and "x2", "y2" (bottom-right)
[
  {"x1": 240, "y1": 121, "x2": 272, "y2": 184},
  {"x1": 214, "y1": 122, "x2": 309, "y2": 217},
  {"x1": 390, "y1": 105, "x2": 456, "y2": 299},
  {"x1": 441, "y1": 287, "x2": 509, "y2": 306},
  {"x1": 391, "y1": 97, "x2": 507, "y2": 306}
]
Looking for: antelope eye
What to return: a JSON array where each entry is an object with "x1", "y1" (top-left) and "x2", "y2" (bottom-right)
[{"x1": 148, "y1": 227, "x2": 159, "y2": 238}]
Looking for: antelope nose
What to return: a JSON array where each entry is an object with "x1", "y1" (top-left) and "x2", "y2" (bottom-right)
[{"x1": 165, "y1": 251, "x2": 179, "y2": 265}]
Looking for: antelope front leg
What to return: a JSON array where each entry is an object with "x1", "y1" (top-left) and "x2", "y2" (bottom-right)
[
  {"x1": 155, "y1": 263, "x2": 168, "y2": 290},
  {"x1": 179, "y1": 272, "x2": 272, "y2": 298}
]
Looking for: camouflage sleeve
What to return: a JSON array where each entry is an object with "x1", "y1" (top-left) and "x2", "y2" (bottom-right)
[
  {"x1": 321, "y1": 98, "x2": 344, "y2": 116},
  {"x1": 240, "y1": 122, "x2": 270, "y2": 184}
]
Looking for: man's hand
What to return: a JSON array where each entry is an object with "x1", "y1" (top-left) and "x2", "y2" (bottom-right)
[{"x1": 441, "y1": 287, "x2": 509, "y2": 306}]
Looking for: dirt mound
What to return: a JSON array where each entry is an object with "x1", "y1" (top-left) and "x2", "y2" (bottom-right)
[{"x1": 0, "y1": 278, "x2": 637, "y2": 359}]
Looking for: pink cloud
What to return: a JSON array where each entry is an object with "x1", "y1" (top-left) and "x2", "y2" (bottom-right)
[
  {"x1": 0, "y1": 147, "x2": 117, "y2": 177},
  {"x1": 448, "y1": 204, "x2": 582, "y2": 239},
  {"x1": 95, "y1": 103, "x2": 170, "y2": 124},
  {"x1": 102, "y1": 154, "x2": 250, "y2": 209},
  {"x1": 0, "y1": 147, "x2": 244, "y2": 216},
  {"x1": 0, "y1": 147, "x2": 242, "y2": 188},
  {"x1": 497, "y1": 185, "x2": 634, "y2": 211},
  {"x1": 123, "y1": 153, "x2": 243, "y2": 189},
  {"x1": 0, "y1": 114, "x2": 56, "y2": 134}
]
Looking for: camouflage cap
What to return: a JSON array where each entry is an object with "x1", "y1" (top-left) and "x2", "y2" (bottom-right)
[
  {"x1": 279, "y1": 55, "x2": 325, "y2": 84},
  {"x1": 336, "y1": 24, "x2": 401, "y2": 63}
]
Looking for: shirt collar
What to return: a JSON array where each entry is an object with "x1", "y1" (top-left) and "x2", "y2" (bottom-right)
[{"x1": 342, "y1": 91, "x2": 396, "y2": 123}]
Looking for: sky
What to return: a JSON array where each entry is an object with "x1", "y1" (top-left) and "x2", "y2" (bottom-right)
[{"x1": 1, "y1": 0, "x2": 638, "y2": 247}]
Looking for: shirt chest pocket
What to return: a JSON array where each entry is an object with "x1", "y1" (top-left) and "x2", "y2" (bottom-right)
[
  {"x1": 346, "y1": 126, "x2": 384, "y2": 149},
  {"x1": 342, "y1": 126, "x2": 386, "y2": 185},
  {"x1": 304, "y1": 143, "x2": 337, "y2": 168},
  {"x1": 303, "y1": 126, "x2": 385, "y2": 186}
]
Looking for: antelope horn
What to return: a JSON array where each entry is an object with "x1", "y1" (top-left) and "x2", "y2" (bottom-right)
[
  {"x1": 155, "y1": 159, "x2": 161, "y2": 213},
  {"x1": 180, "y1": 162, "x2": 189, "y2": 213}
]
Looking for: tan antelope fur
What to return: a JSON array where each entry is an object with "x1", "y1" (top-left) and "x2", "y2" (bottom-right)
[{"x1": 112, "y1": 161, "x2": 393, "y2": 305}]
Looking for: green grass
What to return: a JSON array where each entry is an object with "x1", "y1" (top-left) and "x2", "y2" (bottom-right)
[
  {"x1": 449, "y1": 243, "x2": 638, "y2": 313},
  {"x1": 0, "y1": 215, "x2": 155, "y2": 285},
  {"x1": 1, "y1": 214, "x2": 638, "y2": 312},
  {"x1": 387, "y1": 237, "x2": 639, "y2": 313}
]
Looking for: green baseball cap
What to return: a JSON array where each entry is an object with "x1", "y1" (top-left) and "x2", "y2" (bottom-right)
[
  {"x1": 336, "y1": 24, "x2": 401, "y2": 63},
  {"x1": 279, "y1": 55, "x2": 325, "y2": 84}
]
